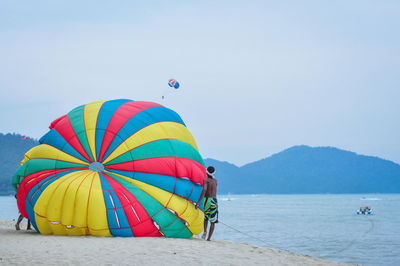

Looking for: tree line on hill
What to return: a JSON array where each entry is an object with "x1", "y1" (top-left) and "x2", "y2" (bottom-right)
[{"x1": 0, "y1": 133, "x2": 38, "y2": 195}]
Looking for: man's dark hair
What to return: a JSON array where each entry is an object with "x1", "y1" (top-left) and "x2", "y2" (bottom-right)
[
  {"x1": 206, "y1": 166, "x2": 215, "y2": 178},
  {"x1": 207, "y1": 166, "x2": 215, "y2": 173}
]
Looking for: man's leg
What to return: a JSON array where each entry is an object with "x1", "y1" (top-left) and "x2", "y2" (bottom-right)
[
  {"x1": 27, "y1": 219, "x2": 32, "y2": 230},
  {"x1": 202, "y1": 218, "x2": 208, "y2": 239},
  {"x1": 207, "y1": 222, "x2": 215, "y2": 241},
  {"x1": 15, "y1": 214, "x2": 23, "y2": 230}
]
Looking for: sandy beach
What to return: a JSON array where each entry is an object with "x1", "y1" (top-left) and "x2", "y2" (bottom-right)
[{"x1": 0, "y1": 220, "x2": 354, "y2": 266}]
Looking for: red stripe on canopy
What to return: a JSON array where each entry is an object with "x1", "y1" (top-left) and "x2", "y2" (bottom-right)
[
  {"x1": 98, "y1": 101, "x2": 162, "y2": 162},
  {"x1": 105, "y1": 157, "x2": 206, "y2": 185}
]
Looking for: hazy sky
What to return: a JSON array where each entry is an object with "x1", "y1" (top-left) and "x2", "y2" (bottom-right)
[{"x1": 1, "y1": 0, "x2": 399, "y2": 166}]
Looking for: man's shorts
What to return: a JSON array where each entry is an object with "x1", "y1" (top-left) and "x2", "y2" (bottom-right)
[{"x1": 204, "y1": 197, "x2": 218, "y2": 223}]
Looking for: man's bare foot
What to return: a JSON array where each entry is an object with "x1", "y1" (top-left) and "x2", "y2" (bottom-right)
[
  {"x1": 15, "y1": 224, "x2": 20, "y2": 230},
  {"x1": 201, "y1": 232, "x2": 207, "y2": 239}
]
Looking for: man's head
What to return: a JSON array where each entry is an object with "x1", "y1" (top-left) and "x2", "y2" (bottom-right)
[{"x1": 206, "y1": 166, "x2": 215, "y2": 178}]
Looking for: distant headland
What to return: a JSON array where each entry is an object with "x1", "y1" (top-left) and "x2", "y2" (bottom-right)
[{"x1": 205, "y1": 145, "x2": 400, "y2": 194}]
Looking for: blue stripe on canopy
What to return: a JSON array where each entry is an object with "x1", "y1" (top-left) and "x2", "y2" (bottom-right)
[
  {"x1": 39, "y1": 129, "x2": 89, "y2": 163},
  {"x1": 105, "y1": 169, "x2": 203, "y2": 208},
  {"x1": 101, "y1": 106, "x2": 186, "y2": 161},
  {"x1": 95, "y1": 99, "x2": 132, "y2": 161},
  {"x1": 99, "y1": 173, "x2": 134, "y2": 237}
]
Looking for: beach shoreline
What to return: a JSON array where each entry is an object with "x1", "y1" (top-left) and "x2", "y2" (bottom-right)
[{"x1": 0, "y1": 220, "x2": 354, "y2": 265}]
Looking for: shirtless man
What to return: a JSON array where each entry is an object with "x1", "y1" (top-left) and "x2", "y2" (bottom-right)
[{"x1": 195, "y1": 166, "x2": 218, "y2": 241}]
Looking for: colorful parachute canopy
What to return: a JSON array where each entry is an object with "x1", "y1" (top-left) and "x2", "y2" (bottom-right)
[
  {"x1": 12, "y1": 99, "x2": 206, "y2": 238},
  {"x1": 168, "y1": 78, "x2": 180, "y2": 89}
]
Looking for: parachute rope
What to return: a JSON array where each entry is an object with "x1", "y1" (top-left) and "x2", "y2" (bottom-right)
[{"x1": 218, "y1": 220, "x2": 278, "y2": 249}]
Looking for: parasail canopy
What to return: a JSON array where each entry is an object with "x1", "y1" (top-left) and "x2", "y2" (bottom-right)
[
  {"x1": 12, "y1": 99, "x2": 206, "y2": 238},
  {"x1": 168, "y1": 79, "x2": 180, "y2": 89}
]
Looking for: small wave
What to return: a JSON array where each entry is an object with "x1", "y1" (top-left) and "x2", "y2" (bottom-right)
[
  {"x1": 220, "y1": 198, "x2": 236, "y2": 201},
  {"x1": 361, "y1": 197, "x2": 382, "y2": 201}
]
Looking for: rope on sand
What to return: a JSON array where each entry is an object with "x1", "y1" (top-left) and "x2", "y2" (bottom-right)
[{"x1": 218, "y1": 220, "x2": 277, "y2": 248}]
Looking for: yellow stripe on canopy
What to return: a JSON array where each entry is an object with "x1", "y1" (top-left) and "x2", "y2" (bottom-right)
[
  {"x1": 34, "y1": 170, "x2": 111, "y2": 236},
  {"x1": 20, "y1": 146, "x2": 37, "y2": 165},
  {"x1": 84, "y1": 100, "x2": 106, "y2": 162},
  {"x1": 102, "y1": 122, "x2": 199, "y2": 165},
  {"x1": 21, "y1": 144, "x2": 89, "y2": 165},
  {"x1": 105, "y1": 170, "x2": 204, "y2": 235}
]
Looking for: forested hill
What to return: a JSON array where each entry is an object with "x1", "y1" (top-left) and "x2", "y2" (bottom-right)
[
  {"x1": 1, "y1": 133, "x2": 399, "y2": 195},
  {"x1": 205, "y1": 145, "x2": 400, "y2": 194},
  {"x1": 0, "y1": 133, "x2": 38, "y2": 195}
]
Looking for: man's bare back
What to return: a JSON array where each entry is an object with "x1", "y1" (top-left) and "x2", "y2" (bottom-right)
[
  {"x1": 204, "y1": 177, "x2": 217, "y2": 198},
  {"x1": 196, "y1": 166, "x2": 219, "y2": 241}
]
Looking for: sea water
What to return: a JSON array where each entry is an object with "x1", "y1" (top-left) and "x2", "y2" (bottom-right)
[
  {"x1": 1, "y1": 194, "x2": 399, "y2": 266},
  {"x1": 215, "y1": 194, "x2": 400, "y2": 266}
]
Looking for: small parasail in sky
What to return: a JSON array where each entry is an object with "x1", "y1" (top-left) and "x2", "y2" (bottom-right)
[
  {"x1": 12, "y1": 99, "x2": 206, "y2": 238},
  {"x1": 168, "y1": 79, "x2": 180, "y2": 89}
]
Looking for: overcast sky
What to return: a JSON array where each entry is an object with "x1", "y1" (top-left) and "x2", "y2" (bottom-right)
[{"x1": 1, "y1": 0, "x2": 399, "y2": 166}]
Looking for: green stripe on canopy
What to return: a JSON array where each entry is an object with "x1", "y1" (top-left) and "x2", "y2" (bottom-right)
[
  {"x1": 68, "y1": 105, "x2": 94, "y2": 162},
  {"x1": 12, "y1": 159, "x2": 86, "y2": 190},
  {"x1": 106, "y1": 139, "x2": 205, "y2": 166}
]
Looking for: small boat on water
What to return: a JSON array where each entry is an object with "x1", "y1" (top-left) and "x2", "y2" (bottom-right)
[{"x1": 357, "y1": 206, "x2": 372, "y2": 215}]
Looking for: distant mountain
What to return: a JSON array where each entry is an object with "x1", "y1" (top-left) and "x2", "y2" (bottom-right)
[
  {"x1": 0, "y1": 133, "x2": 38, "y2": 195},
  {"x1": 203, "y1": 158, "x2": 240, "y2": 194},
  {"x1": 205, "y1": 145, "x2": 400, "y2": 194},
  {"x1": 1, "y1": 133, "x2": 399, "y2": 195}
]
